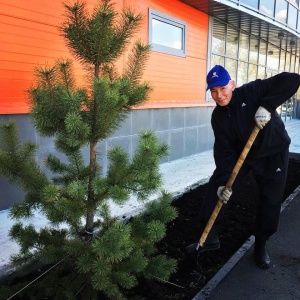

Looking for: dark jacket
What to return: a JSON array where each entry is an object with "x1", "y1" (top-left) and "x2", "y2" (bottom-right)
[{"x1": 212, "y1": 72, "x2": 300, "y2": 186}]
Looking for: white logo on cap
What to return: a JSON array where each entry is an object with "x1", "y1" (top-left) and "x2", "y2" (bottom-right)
[{"x1": 211, "y1": 72, "x2": 218, "y2": 78}]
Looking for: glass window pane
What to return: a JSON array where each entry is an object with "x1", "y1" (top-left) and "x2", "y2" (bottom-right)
[
  {"x1": 289, "y1": 0, "x2": 299, "y2": 7},
  {"x1": 248, "y1": 64, "x2": 257, "y2": 82},
  {"x1": 295, "y1": 56, "x2": 299, "y2": 73},
  {"x1": 290, "y1": 54, "x2": 296, "y2": 72},
  {"x1": 237, "y1": 61, "x2": 248, "y2": 86},
  {"x1": 266, "y1": 70, "x2": 273, "y2": 78},
  {"x1": 226, "y1": 27, "x2": 238, "y2": 58},
  {"x1": 239, "y1": 33, "x2": 249, "y2": 61},
  {"x1": 225, "y1": 58, "x2": 237, "y2": 82},
  {"x1": 249, "y1": 36, "x2": 259, "y2": 63},
  {"x1": 285, "y1": 52, "x2": 291, "y2": 71},
  {"x1": 260, "y1": 0, "x2": 275, "y2": 17},
  {"x1": 212, "y1": 21, "x2": 226, "y2": 55},
  {"x1": 240, "y1": 0, "x2": 258, "y2": 9},
  {"x1": 257, "y1": 66, "x2": 266, "y2": 79},
  {"x1": 287, "y1": 4, "x2": 297, "y2": 28},
  {"x1": 267, "y1": 45, "x2": 279, "y2": 70},
  {"x1": 280, "y1": 50, "x2": 286, "y2": 71},
  {"x1": 275, "y1": 0, "x2": 288, "y2": 23},
  {"x1": 152, "y1": 19, "x2": 183, "y2": 49},
  {"x1": 259, "y1": 40, "x2": 267, "y2": 65},
  {"x1": 298, "y1": 12, "x2": 300, "y2": 30},
  {"x1": 211, "y1": 54, "x2": 225, "y2": 67}
]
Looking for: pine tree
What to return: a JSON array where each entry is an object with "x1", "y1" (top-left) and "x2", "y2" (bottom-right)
[{"x1": 0, "y1": 1, "x2": 177, "y2": 299}]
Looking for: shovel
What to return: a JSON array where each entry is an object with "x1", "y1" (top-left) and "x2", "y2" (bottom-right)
[{"x1": 186, "y1": 125, "x2": 260, "y2": 257}]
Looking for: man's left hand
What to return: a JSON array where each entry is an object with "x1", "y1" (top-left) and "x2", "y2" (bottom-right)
[
  {"x1": 255, "y1": 106, "x2": 271, "y2": 129},
  {"x1": 217, "y1": 186, "x2": 232, "y2": 204}
]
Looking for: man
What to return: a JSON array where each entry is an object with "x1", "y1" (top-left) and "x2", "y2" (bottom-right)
[{"x1": 192, "y1": 65, "x2": 300, "y2": 269}]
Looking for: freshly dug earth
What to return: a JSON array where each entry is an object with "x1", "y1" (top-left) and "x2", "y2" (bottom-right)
[{"x1": 128, "y1": 158, "x2": 300, "y2": 300}]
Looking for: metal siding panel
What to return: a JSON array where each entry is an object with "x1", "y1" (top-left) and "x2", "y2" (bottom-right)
[{"x1": 0, "y1": 0, "x2": 209, "y2": 114}]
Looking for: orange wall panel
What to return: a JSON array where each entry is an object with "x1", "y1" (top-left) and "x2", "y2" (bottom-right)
[
  {"x1": 0, "y1": 0, "x2": 209, "y2": 114},
  {"x1": 119, "y1": 0, "x2": 209, "y2": 107}
]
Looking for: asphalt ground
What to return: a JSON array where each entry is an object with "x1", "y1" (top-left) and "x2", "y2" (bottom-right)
[{"x1": 193, "y1": 185, "x2": 300, "y2": 300}]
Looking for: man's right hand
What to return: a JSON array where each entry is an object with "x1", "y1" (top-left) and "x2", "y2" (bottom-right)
[
  {"x1": 217, "y1": 186, "x2": 232, "y2": 204},
  {"x1": 254, "y1": 106, "x2": 271, "y2": 129}
]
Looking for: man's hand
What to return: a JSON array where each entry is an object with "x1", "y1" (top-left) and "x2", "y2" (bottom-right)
[
  {"x1": 254, "y1": 106, "x2": 271, "y2": 129},
  {"x1": 217, "y1": 186, "x2": 232, "y2": 204}
]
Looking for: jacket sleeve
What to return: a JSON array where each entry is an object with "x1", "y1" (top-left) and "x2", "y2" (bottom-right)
[
  {"x1": 259, "y1": 72, "x2": 300, "y2": 112},
  {"x1": 211, "y1": 113, "x2": 237, "y2": 186}
]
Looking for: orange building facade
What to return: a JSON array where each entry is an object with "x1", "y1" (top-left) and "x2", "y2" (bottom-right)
[{"x1": 0, "y1": 0, "x2": 212, "y2": 114}]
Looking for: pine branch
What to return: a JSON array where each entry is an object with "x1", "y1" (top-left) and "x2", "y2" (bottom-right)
[
  {"x1": 125, "y1": 40, "x2": 151, "y2": 86},
  {"x1": 56, "y1": 59, "x2": 75, "y2": 95},
  {"x1": 109, "y1": 6, "x2": 143, "y2": 62},
  {"x1": 0, "y1": 121, "x2": 49, "y2": 193},
  {"x1": 61, "y1": 1, "x2": 93, "y2": 65}
]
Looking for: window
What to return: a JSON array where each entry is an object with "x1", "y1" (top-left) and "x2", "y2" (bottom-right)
[
  {"x1": 249, "y1": 37, "x2": 259, "y2": 63},
  {"x1": 289, "y1": 0, "x2": 299, "y2": 7},
  {"x1": 149, "y1": 9, "x2": 187, "y2": 57},
  {"x1": 257, "y1": 66, "x2": 266, "y2": 79},
  {"x1": 239, "y1": 33, "x2": 249, "y2": 61},
  {"x1": 280, "y1": 50, "x2": 286, "y2": 71},
  {"x1": 210, "y1": 18, "x2": 295, "y2": 90},
  {"x1": 226, "y1": 27, "x2": 238, "y2": 58},
  {"x1": 285, "y1": 51, "x2": 291, "y2": 71},
  {"x1": 237, "y1": 61, "x2": 248, "y2": 86},
  {"x1": 248, "y1": 64, "x2": 257, "y2": 81},
  {"x1": 226, "y1": 58, "x2": 237, "y2": 82},
  {"x1": 267, "y1": 45, "x2": 279, "y2": 69},
  {"x1": 259, "y1": 0, "x2": 275, "y2": 17},
  {"x1": 295, "y1": 56, "x2": 300, "y2": 73},
  {"x1": 275, "y1": 0, "x2": 288, "y2": 23},
  {"x1": 212, "y1": 21, "x2": 226, "y2": 55},
  {"x1": 240, "y1": 0, "x2": 259, "y2": 9},
  {"x1": 287, "y1": 4, "x2": 298, "y2": 28},
  {"x1": 258, "y1": 40, "x2": 267, "y2": 65},
  {"x1": 290, "y1": 54, "x2": 296, "y2": 72},
  {"x1": 297, "y1": 11, "x2": 300, "y2": 30},
  {"x1": 211, "y1": 54, "x2": 225, "y2": 66}
]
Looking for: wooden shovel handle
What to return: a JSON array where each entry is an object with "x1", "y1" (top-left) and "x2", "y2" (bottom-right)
[{"x1": 198, "y1": 125, "x2": 260, "y2": 248}]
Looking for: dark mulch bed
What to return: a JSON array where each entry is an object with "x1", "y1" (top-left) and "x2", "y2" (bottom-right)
[{"x1": 129, "y1": 158, "x2": 300, "y2": 300}]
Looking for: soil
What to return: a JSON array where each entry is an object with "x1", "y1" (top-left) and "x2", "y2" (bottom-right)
[{"x1": 128, "y1": 158, "x2": 300, "y2": 300}]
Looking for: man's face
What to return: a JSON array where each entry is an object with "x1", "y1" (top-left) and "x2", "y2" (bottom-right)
[{"x1": 210, "y1": 80, "x2": 235, "y2": 106}]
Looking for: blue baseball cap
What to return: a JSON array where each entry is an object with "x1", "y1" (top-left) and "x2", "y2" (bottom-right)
[{"x1": 206, "y1": 65, "x2": 231, "y2": 91}]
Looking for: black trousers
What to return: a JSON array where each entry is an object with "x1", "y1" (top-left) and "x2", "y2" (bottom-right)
[{"x1": 200, "y1": 148, "x2": 289, "y2": 240}]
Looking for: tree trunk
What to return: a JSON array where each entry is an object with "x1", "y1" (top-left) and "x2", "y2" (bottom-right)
[
  {"x1": 85, "y1": 63, "x2": 100, "y2": 240},
  {"x1": 85, "y1": 142, "x2": 97, "y2": 241}
]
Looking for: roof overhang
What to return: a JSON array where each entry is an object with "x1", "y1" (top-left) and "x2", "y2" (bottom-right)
[{"x1": 180, "y1": 0, "x2": 300, "y2": 55}]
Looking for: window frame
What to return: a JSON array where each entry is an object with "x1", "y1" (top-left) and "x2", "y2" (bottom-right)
[{"x1": 148, "y1": 8, "x2": 187, "y2": 57}]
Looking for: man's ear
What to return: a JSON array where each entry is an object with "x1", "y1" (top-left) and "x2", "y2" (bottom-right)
[{"x1": 230, "y1": 80, "x2": 236, "y2": 91}]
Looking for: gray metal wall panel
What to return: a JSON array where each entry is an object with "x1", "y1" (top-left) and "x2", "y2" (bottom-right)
[{"x1": 0, "y1": 107, "x2": 214, "y2": 210}]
